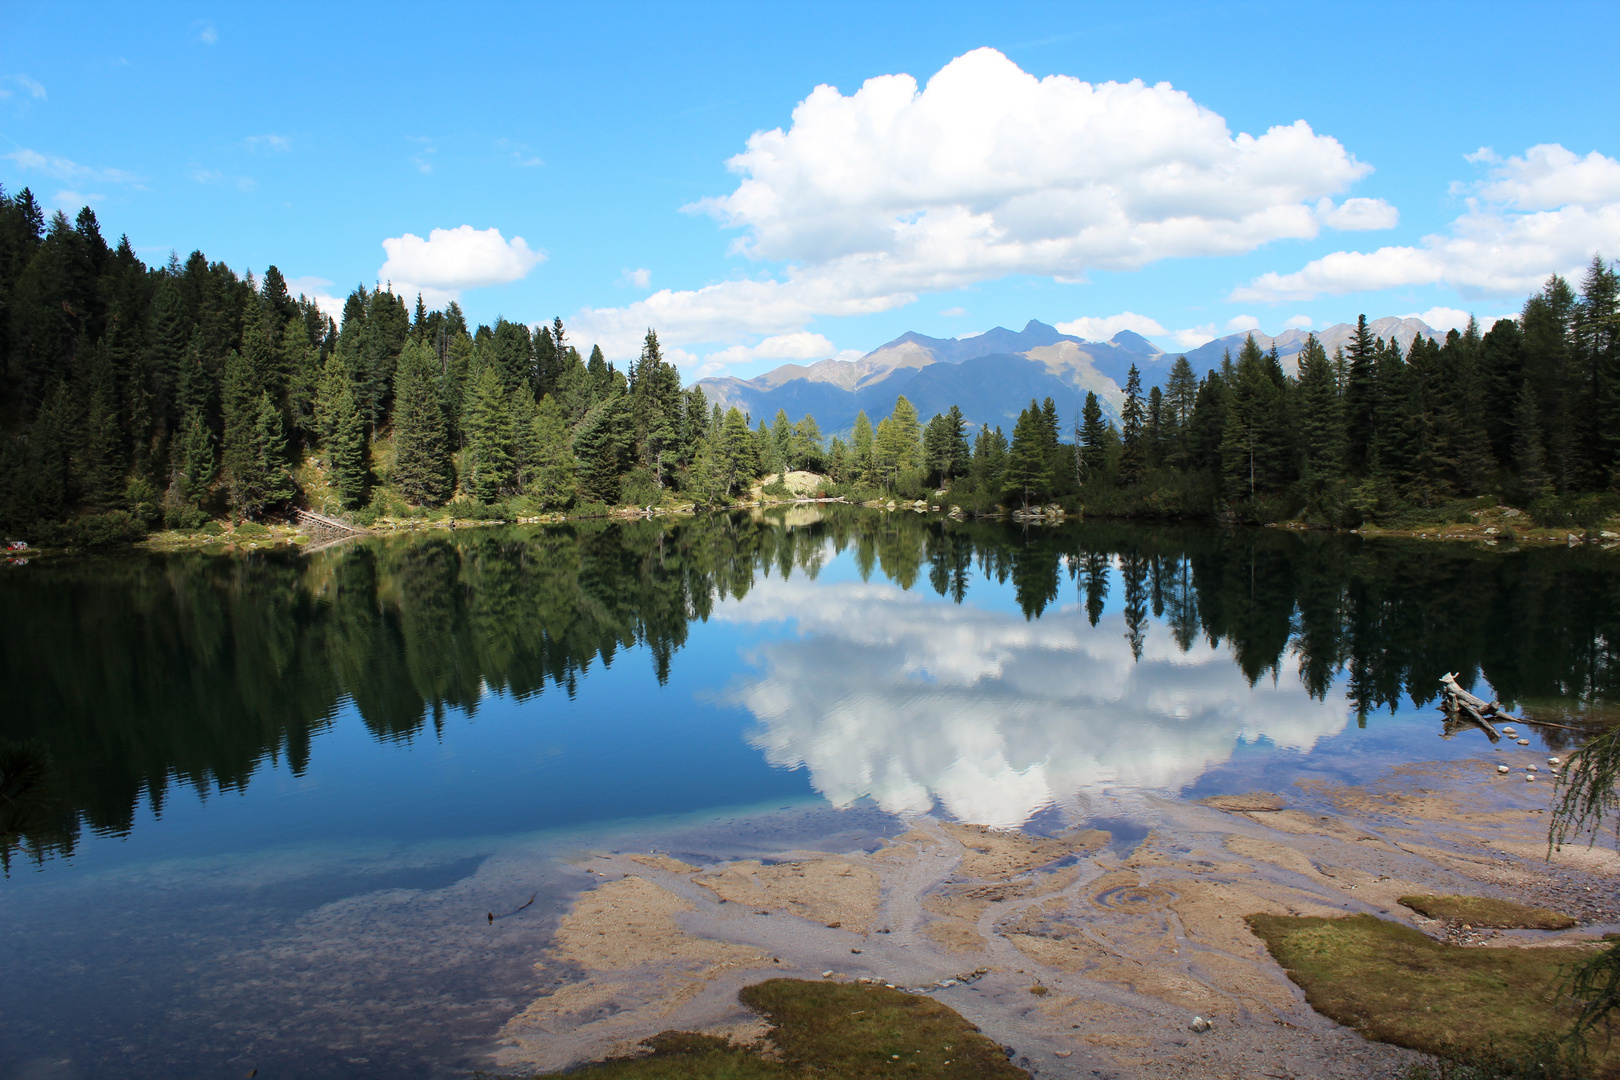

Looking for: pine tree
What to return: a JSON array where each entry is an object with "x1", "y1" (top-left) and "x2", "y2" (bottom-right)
[
  {"x1": 851, "y1": 410, "x2": 875, "y2": 484},
  {"x1": 1513, "y1": 379, "x2": 1550, "y2": 501},
  {"x1": 524, "y1": 395, "x2": 577, "y2": 506},
  {"x1": 463, "y1": 365, "x2": 513, "y2": 502},
  {"x1": 221, "y1": 349, "x2": 265, "y2": 517},
  {"x1": 1296, "y1": 334, "x2": 1343, "y2": 478},
  {"x1": 574, "y1": 394, "x2": 629, "y2": 504},
  {"x1": 1119, "y1": 363, "x2": 1146, "y2": 485},
  {"x1": 177, "y1": 410, "x2": 216, "y2": 508},
  {"x1": 1164, "y1": 355, "x2": 1198, "y2": 469},
  {"x1": 252, "y1": 391, "x2": 295, "y2": 507},
  {"x1": 1343, "y1": 315, "x2": 1377, "y2": 474},
  {"x1": 1079, "y1": 391, "x2": 1107, "y2": 478},
  {"x1": 1005, "y1": 401, "x2": 1052, "y2": 507},
  {"x1": 391, "y1": 341, "x2": 452, "y2": 505},
  {"x1": 889, "y1": 396, "x2": 922, "y2": 470},
  {"x1": 326, "y1": 378, "x2": 367, "y2": 510},
  {"x1": 971, "y1": 424, "x2": 1008, "y2": 492},
  {"x1": 718, "y1": 407, "x2": 755, "y2": 497}
]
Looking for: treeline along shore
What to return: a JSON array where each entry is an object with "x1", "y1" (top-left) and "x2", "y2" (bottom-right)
[{"x1": 2, "y1": 188, "x2": 1619, "y2": 545}]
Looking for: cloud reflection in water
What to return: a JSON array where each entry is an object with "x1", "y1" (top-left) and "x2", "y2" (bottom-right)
[{"x1": 719, "y1": 575, "x2": 1348, "y2": 828}]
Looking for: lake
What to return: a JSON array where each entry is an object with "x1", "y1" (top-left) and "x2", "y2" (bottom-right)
[{"x1": 2, "y1": 508, "x2": 1616, "y2": 1079}]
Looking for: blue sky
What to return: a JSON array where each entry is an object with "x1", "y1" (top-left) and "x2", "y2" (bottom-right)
[{"x1": 3, "y1": 0, "x2": 1617, "y2": 379}]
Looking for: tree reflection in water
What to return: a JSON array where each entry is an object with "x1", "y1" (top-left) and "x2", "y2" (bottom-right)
[{"x1": 3, "y1": 508, "x2": 1617, "y2": 867}]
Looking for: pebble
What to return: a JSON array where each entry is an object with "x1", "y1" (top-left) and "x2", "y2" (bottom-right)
[
  {"x1": 1550, "y1": 757, "x2": 1562, "y2": 765},
  {"x1": 1503, "y1": 727, "x2": 1518, "y2": 736},
  {"x1": 1526, "y1": 774, "x2": 1537, "y2": 782},
  {"x1": 1518, "y1": 739, "x2": 1531, "y2": 745},
  {"x1": 1527, "y1": 764, "x2": 1538, "y2": 771},
  {"x1": 1497, "y1": 764, "x2": 1510, "y2": 774},
  {"x1": 1189, "y1": 1016, "x2": 1213, "y2": 1033},
  {"x1": 822, "y1": 970, "x2": 835, "y2": 978}
]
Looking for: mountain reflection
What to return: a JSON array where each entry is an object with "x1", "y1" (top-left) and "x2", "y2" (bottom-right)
[
  {"x1": 721, "y1": 576, "x2": 1347, "y2": 827},
  {"x1": 3, "y1": 509, "x2": 1619, "y2": 868}
]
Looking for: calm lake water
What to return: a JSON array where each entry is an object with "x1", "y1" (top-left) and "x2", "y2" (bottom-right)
[{"x1": 2, "y1": 508, "x2": 1617, "y2": 1079}]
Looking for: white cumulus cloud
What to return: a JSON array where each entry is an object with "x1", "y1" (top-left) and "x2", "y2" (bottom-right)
[
  {"x1": 1225, "y1": 314, "x2": 1261, "y2": 332},
  {"x1": 283, "y1": 275, "x2": 344, "y2": 320},
  {"x1": 378, "y1": 225, "x2": 543, "y2": 306},
  {"x1": 1316, "y1": 196, "x2": 1399, "y2": 230},
  {"x1": 717, "y1": 570, "x2": 1348, "y2": 827},
  {"x1": 754, "y1": 331, "x2": 835, "y2": 359},
  {"x1": 1399, "y1": 306, "x2": 1474, "y2": 333},
  {"x1": 1234, "y1": 143, "x2": 1620, "y2": 302},
  {"x1": 1171, "y1": 324, "x2": 1217, "y2": 349},
  {"x1": 576, "y1": 47, "x2": 1379, "y2": 365},
  {"x1": 1055, "y1": 311, "x2": 1168, "y2": 340},
  {"x1": 1283, "y1": 314, "x2": 1314, "y2": 329}
]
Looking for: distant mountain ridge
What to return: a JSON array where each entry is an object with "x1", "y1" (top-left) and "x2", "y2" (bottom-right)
[{"x1": 695, "y1": 316, "x2": 1443, "y2": 439}]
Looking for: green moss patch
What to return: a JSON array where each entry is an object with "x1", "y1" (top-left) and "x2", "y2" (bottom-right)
[
  {"x1": 1248, "y1": 914, "x2": 1603, "y2": 1070},
  {"x1": 560, "y1": 978, "x2": 1025, "y2": 1079},
  {"x1": 1401, "y1": 895, "x2": 1578, "y2": 930}
]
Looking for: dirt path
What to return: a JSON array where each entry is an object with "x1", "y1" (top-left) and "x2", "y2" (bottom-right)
[{"x1": 495, "y1": 757, "x2": 1620, "y2": 1079}]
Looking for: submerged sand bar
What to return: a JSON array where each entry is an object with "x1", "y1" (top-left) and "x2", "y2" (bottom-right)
[{"x1": 496, "y1": 756, "x2": 1620, "y2": 1079}]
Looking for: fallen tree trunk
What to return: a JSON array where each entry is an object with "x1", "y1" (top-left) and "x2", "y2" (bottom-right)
[{"x1": 1438, "y1": 672, "x2": 1502, "y2": 742}]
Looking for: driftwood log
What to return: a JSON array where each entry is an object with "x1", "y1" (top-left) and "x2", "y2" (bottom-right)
[{"x1": 1438, "y1": 672, "x2": 1510, "y2": 742}]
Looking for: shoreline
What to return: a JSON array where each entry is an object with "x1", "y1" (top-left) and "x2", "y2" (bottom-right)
[{"x1": 492, "y1": 756, "x2": 1620, "y2": 1079}]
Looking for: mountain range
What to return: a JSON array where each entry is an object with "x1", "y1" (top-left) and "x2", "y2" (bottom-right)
[{"x1": 695, "y1": 316, "x2": 1444, "y2": 438}]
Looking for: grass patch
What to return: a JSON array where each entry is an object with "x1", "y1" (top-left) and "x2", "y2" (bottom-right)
[
  {"x1": 553, "y1": 978, "x2": 1025, "y2": 1079},
  {"x1": 1248, "y1": 914, "x2": 1606, "y2": 1074},
  {"x1": 1401, "y1": 895, "x2": 1578, "y2": 930}
]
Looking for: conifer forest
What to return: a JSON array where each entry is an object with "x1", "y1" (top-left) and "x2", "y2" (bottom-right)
[{"x1": 3, "y1": 187, "x2": 1619, "y2": 544}]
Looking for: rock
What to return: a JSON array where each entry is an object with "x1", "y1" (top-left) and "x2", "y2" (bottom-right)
[
  {"x1": 1527, "y1": 764, "x2": 1538, "y2": 772},
  {"x1": 1189, "y1": 1016, "x2": 1213, "y2": 1033},
  {"x1": 822, "y1": 970, "x2": 835, "y2": 978},
  {"x1": 1526, "y1": 774, "x2": 1537, "y2": 782},
  {"x1": 1502, "y1": 507, "x2": 1523, "y2": 518},
  {"x1": 1550, "y1": 757, "x2": 1562, "y2": 765},
  {"x1": 1497, "y1": 764, "x2": 1510, "y2": 774},
  {"x1": 1518, "y1": 738, "x2": 1531, "y2": 745}
]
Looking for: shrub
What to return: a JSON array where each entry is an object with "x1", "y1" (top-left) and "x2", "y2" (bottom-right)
[
  {"x1": 1530, "y1": 493, "x2": 1620, "y2": 530},
  {"x1": 233, "y1": 521, "x2": 271, "y2": 539},
  {"x1": 618, "y1": 467, "x2": 663, "y2": 508},
  {"x1": 164, "y1": 505, "x2": 211, "y2": 531},
  {"x1": 33, "y1": 511, "x2": 147, "y2": 549}
]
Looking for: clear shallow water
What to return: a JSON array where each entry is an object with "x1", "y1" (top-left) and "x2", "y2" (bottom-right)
[{"x1": 2, "y1": 509, "x2": 1616, "y2": 1078}]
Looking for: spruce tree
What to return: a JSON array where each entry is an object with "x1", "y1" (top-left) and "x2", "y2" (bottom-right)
[
  {"x1": 326, "y1": 379, "x2": 367, "y2": 510},
  {"x1": 1005, "y1": 402, "x2": 1052, "y2": 507},
  {"x1": 1296, "y1": 334, "x2": 1344, "y2": 478},
  {"x1": 391, "y1": 341, "x2": 452, "y2": 505},
  {"x1": 1079, "y1": 391, "x2": 1107, "y2": 478},
  {"x1": 221, "y1": 349, "x2": 265, "y2": 517},
  {"x1": 1513, "y1": 379, "x2": 1550, "y2": 501},
  {"x1": 1164, "y1": 355, "x2": 1198, "y2": 469},
  {"x1": 177, "y1": 410, "x2": 216, "y2": 509},
  {"x1": 463, "y1": 365, "x2": 513, "y2": 502},
  {"x1": 525, "y1": 395, "x2": 577, "y2": 506},
  {"x1": 574, "y1": 395, "x2": 629, "y2": 505},
  {"x1": 1119, "y1": 363, "x2": 1146, "y2": 485},
  {"x1": 1343, "y1": 315, "x2": 1377, "y2": 474},
  {"x1": 851, "y1": 410, "x2": 875, "y2": 483}
]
